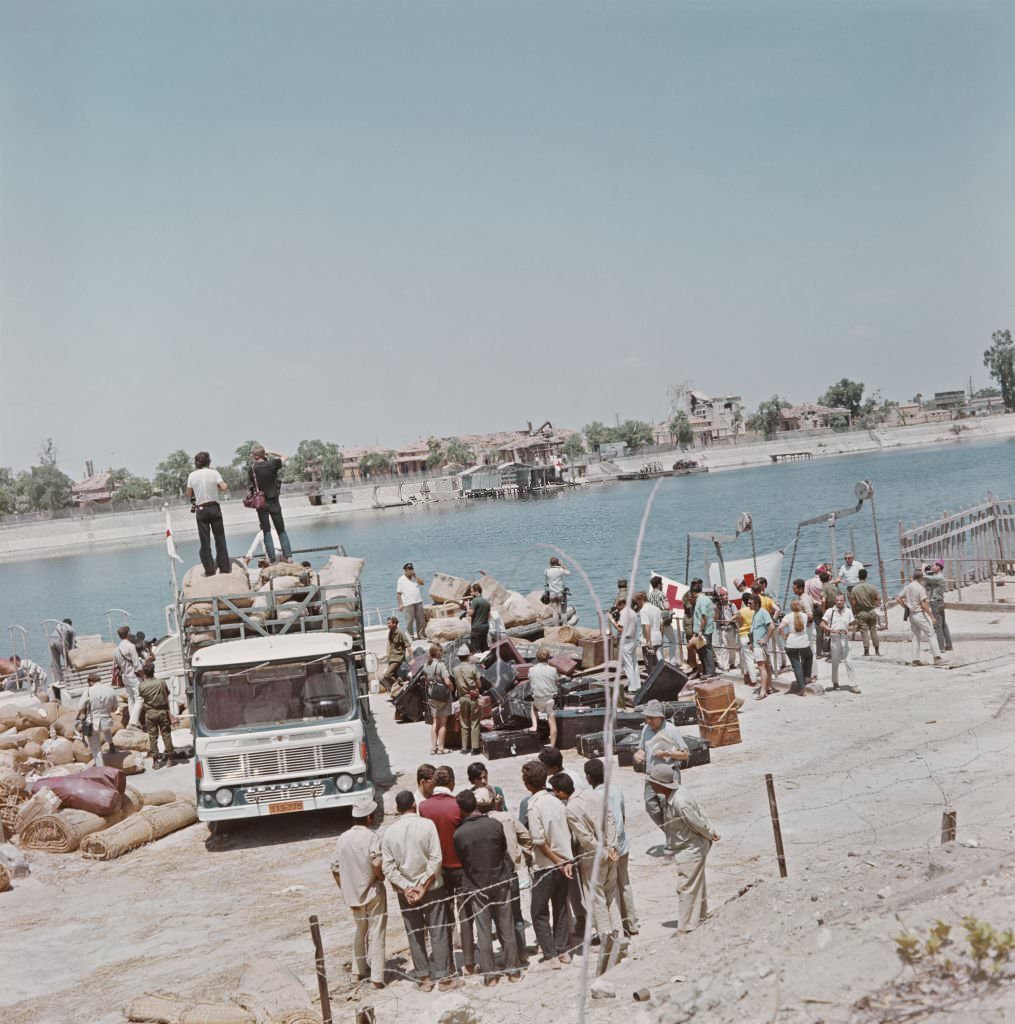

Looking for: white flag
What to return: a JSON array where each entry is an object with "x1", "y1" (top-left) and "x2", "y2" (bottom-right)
[
  {"x1": 707, "y1": 550, "x2": 784, "y2": 604},
  {"x1": 165, "y1": 509, "x2": 183, "y2": 563}
]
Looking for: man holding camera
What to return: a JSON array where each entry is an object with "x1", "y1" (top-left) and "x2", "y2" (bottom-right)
[{"x1": 186, "y1": 451, "x2": 230, "y2": 576}]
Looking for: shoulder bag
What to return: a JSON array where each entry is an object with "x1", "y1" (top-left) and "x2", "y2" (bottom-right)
[{"x1": 243, "y1": 464, "x2": 267, "y2": 510}]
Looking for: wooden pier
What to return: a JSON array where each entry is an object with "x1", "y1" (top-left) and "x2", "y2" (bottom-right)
[{"x1": 770, "y1": 451, "x2": 813, "y2": 463}]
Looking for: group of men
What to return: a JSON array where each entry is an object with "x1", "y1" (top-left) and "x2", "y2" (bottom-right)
[{"x1": 330, "y1": 730, "x2": 719, "y2": 990}]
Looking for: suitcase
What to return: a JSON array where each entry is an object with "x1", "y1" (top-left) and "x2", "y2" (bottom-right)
[
  {"x1": 549, "y1": 655, "x2": 579, "y2": 677},
  {"x1": 393, "y1": 683, "x2": 425, "y2": 723},
  {"x1": 576, "y1": 727, "x2": 638, "y2": 758},
  {"x1": 616, "y1": 732, "x2": 640, "y2": 767},
  {"x1": 579, "y1": 635, "x2": 606, "y2": 668},
  {"x1": 482, "y1": 638, "x2": 525, "y2": 667},
  {"x1": 560, "y1": 686, "x2": 608, "y2": 709},
  {"x1": 694, "y1": 679, "x2": 742, "y2": 748},
  {"x1": 633, "y1": 662, "x2": 689, "y2": 705},
  {"x1": 555, "y1": 708, "x2": 609, "y2": 749},
  {"x1": 494, "y1": 697, "x2": 531, "y2": 731},
  {"x1": 482, "y1": 661, "x2": 518, "y2": 696},
  {"x1": 633, "y1": 699, "x2": 698, "y2": 726},
  {"x1": 480, "y1": 729, "x2": 543, "y2": 760},
  {"x1": 514, "y1": 664, "x2": 531, "y2": 682},
  {"x1": 685, "y1": 734, "x2": 711, "y2": 768}
]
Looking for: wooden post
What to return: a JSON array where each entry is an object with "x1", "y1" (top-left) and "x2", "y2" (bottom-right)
[
  {"x1": 765, "y1": 773, "x2": 788, "y2": 877},
  {"x1": 941, "y1": 809, "x2": 957, "y2": 844},
  {"x1": 309, "y1": 915, "x2": 333, "y2": 1024}
]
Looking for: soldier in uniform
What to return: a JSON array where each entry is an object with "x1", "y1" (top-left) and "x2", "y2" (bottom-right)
[
  {"x1": 76, "y1": 672, "x2": 118, "y2": 768},
  {"x1": 138, "y1": 660, "x2": 175, "y2": 768},
  {"x1": 453, "y1": 645, "x2": 483, "y2": 756},
  {"x1": 383, "y1": 616, "x2": 412, "y2": 693}
]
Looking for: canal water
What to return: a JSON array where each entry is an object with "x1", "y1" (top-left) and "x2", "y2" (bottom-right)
[{"x1": 2, "y1": 437, "x2": 1011, "y2": 663}]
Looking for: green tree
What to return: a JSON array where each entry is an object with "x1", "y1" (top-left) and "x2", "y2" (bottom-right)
[
  {"x1": 425, "y1": 436, "x2": 445, "y2": 469},
  {"x1": 444, "y1": 439, "x2": 475, "y2": 466},
  {"x1": 289, "y1": 440, "x2": 343, "y2": 483},
  {"x1": 983, "y1": 329, "x2": 1015, "y2": 411},
  {"x1": 20, "y1": 464, "x2": 73, "y2": 511},
  {"x1": 583, "y1": 421, "x2": 609, "y2": 452},
  {"x1": 819, "y1": 378, "x2": 865, "y2": 418},
  {"x1": 358, "y1": 451, "x2": 396, "y2": 479},
  {"x1": 38, "y1": 437, "x2": 59, "y2": 467},
  {"x1": 216, "y1": 465, "x2": 246, "y2": 492},
  {"x1": 667, "y1": 411, "x2": 694, "y2": 447},
  {"x1": 562, "y1": 434, "x2": 585, "y2": 459},
  {"x1": 231, "y1": 440, "x2": 262, "y2": 467},
  {"x1": 108, "y1": 468, "x2": 153, "y2": 502},
  {"x1": 153, "y1": 450, "x2": 193, "y2": 496},
  {"x1": 613, "y1": 419, "x2": 654, "y2": 452},
  {"x1": 0, "y1": 468, "x2": 18, "y2": 515},
  {"x1": 746, "y1": 396, "x2": 790, "y2": 440},
  {"x1": 974, "y1": 386, "x2": 1001, "y2": 399}
]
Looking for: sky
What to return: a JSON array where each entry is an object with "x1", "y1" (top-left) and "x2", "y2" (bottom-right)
[{"x1": 1, "y1": 0, "x2": 1013, "y2": 478}]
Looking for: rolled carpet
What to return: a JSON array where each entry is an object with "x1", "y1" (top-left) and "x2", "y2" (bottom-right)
[
  {"x1": 81, "y1": 800, "x2": 197, "y2": 860},
  {"x1": 19, "y1": 808, "x2": 120, "y2": 853}
]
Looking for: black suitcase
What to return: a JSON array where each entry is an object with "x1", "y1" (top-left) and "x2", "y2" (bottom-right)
[
  {"x1": 633, "y1": 662, "x2": 689, "y2": 705},
  {"x1": 560, "y1": 686, "x2": 608, "y2": 708},
  {"x1": 494, "y1": 697, "x2": 531, "y2": 731},
  {"x1": 482, "y1": 638, "x2": 525, "y2": 667},
  {"x1": 576, "y1": 727, "x2": 638, "y2": 758},
  {"x1": 482, "y1": 661, "x2": 518, "y2": 696},
  {"x1": 393, "y1": 683, "x2": 425, "y2": 723},
  {"x1": 480, "y1": 729, "x2": 543, "y2": 760},
  {"x1": 633, "y1": 699, "x2": 698, "y2": 726},
  {"x1": 616, "y1": 732, "x2": 640, "y2": 767},
  {"x1": 623, "y1": 733, "x2": 710, "y2": 771},
  {"x1": 555, "y1": 708, "x2": 609, "y2": 749}
]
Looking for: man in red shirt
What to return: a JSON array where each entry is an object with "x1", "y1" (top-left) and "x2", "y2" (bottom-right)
[{"x1": 419, "y1": 765, "x2": 472, "y2": 973}]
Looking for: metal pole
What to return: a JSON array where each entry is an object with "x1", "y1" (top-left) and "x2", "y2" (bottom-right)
[
  {"x1": 713, "y1": 540, "x2": 728, "y2": 591},
  {"x1": 684, "y1": 534, "x2": 691, "y2": 585},
  {"x1": 765, "y1": 773, "x2": 788, "y2": 877},
  {"x1": 750, "y1": 528, "x2": 759, "y2": 578},
  {"x1": 782, "y1": 529, "x2": 801, "y2": 611},
  {"x1": 309, "y1": 915, "x2": 333, "y2": 1024},
  {"x1": 828, "y1": 516, "x2": 837, "y2": 574},
  {"x1": 868, "y1": 489, "x2": 889, "y2": 630}
]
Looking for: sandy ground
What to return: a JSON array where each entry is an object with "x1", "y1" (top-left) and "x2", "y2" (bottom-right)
[{"x1": 2, "y1": 588, "x2": 1013, "y2": 1024}]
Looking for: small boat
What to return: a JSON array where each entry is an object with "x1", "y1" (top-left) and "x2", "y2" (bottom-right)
[{"x1": 618, "y1": 460, "x2": 708, "y2": 481}]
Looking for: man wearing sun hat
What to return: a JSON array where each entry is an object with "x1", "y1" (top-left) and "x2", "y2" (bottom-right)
[
  {"x1": 648, "y1": 764, "x2": 720, "y2": 933},
  {"x1": 330, "y1": 795, "x2": 387, "y2": 988}
]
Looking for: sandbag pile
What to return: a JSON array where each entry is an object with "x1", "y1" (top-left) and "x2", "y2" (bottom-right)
[
  {"x1": 0, "y1": 696, "x2": 105, "y2": 783},
  {"x1": 317, "y1": 554, "x2": 364, "y2": 631},
  {"x1": 424, "y1": 570, "x2": 543, "y2": 639}
]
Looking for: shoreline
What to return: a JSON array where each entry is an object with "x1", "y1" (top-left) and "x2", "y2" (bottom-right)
[{"x1": 0, "y1": 415, "x2": 1012, "y2": 565}]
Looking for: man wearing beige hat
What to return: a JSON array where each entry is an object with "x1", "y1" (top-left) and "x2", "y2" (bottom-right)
[
  {"x1": 330, "y1": 795, "x2": 387, "y2": 988},
  {"x1": 648, "y1": 765, "x2": 719, "y2": 933},
  {"x1": 633, "y1": 700, "x2": 689, "y2": 845}
]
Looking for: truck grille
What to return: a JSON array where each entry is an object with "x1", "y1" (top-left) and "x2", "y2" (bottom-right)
[
  {"x1": 246, "y1": 782, "x2": 327, "y2": 803},
  {"x1": 206, "y1": 740, "x2": 357, "y2": 782}
]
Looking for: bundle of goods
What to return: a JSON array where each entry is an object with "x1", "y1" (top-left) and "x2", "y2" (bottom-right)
[
  {"x1": 80, "y1": 799, "x2": 197, "y2": 860},
  {"x1": 429, "y1": 572, "x2": 472, "y2": 606},
  {"x1": 66, "y1": 640, "x2": 117, "y2": 672},
  {"x1": 181, "y1": 563, "x2": 255, "y2": 628},
  {"x1": 316, "y1": 555, "x2": 365, "y2": 632},
  {"x1": 693, "y1": 679, "x2": 742, "y2": 747}
]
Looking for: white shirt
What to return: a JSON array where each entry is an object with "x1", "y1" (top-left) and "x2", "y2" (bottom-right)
[
  {"x1": 822, "y1": 606, "x2": 854, "y2": 634},
  {"x1": 899, "y1": 580, "x2": 928, "y2": 614},
  {"x1": 397, "y1": 573, "x2": 423, "y2": 606},
  {"x1": 526, "y1": 789, "x2": 573, "y2": 868},
  {"x1": 115, "y1": 637, "x2": 143, "y2": 684},
  {"x1": 619, "y1": 605, "x2": 640, "y2": 646},
  {"x1": 838, "y1": 560, "x2": 864, "y2": 587},
  {"x1": 528, "y1": 662, "x2": 560, "y2": 701},
  {"x1": 544, "y1": 566, "x2": 570, "y2": 597},
  {"x1": 780, "y1": 614, "x2": 812, "y2": 649},
  {"x1": 186, "y1": 467, "x2": 225, "y2": 506},
  {"x1": 331, "y1": 825, "x2": 384, "y2": 908},
  {"x1": 381, "y1": 812, "x2": 444, "y2": 891},
  {"x1": 640, "y1": 602, "x2": 663, "y2": 646}
]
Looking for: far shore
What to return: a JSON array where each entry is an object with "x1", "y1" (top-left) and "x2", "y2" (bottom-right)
[{"x1": 0, "y1": 414, "x2": 1012, "y2": 565}]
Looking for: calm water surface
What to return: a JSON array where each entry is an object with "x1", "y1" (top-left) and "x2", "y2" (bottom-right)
[{"x1": 2, "y1": 437, "x2": 1012, "y2": 663}]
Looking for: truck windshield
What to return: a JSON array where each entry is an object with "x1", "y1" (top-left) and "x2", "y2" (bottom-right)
[{"x1": 197, "y1": 656, "x2": 356, "y2": 733}]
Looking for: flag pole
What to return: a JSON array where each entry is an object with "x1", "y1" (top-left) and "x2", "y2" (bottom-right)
[{"x1": 164, "y1": 503, "x2": 181, "y2": 600}]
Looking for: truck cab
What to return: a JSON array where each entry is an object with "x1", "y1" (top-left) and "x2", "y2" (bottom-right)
[{"x1": 192, "y1": 632, "x2": 372, "y2": 821}]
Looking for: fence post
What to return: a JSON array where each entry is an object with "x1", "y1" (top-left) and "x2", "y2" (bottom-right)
[
  {"x1": 941, "y1": 809, "x2": 957, "y2": 844},
  {"x1": 765, "y1": 773, "x2": 788, "y2": 878}
]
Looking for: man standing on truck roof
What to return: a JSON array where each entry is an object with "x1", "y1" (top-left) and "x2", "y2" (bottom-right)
[
  {"x1": 115, "y1": 625, "x2": 144, "y2": 728},
  {"x1": 248, "y1": 444, "x2": 293, "y2": 564},
  {"x1": 186, "y1": 451, "x2": 231, "y2": 576},
  {"x1": 396, "y1": 562, "x2": 426, "y2": 640}
]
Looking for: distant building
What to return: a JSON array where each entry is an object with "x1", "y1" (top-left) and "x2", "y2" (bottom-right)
[
  {"x1": 927, "y1": 390, "x2": 966, "y2": 412},
  {"x1": 72, "y1": 471, "x2": 113, "y2": 505},
  {"x1": 778, "y1": 403, "x2": 851, "y2": 432},
  {"x1": 664, "y1": 390, "x2": 744, "y2": 446},
  {"x1": 465, "y1": 421, "x2": 577, "y2": 467}
]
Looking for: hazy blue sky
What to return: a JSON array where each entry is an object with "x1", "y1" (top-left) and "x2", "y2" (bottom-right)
[{"x1": 2, "y1": 1, "x2": 1012, "y2": 477}]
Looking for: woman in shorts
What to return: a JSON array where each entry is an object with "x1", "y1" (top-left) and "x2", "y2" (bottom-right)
[{"x1": 423, "y1": 644, "x2": 453, "y2": 754}]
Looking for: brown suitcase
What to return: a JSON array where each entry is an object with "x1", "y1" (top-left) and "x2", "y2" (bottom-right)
[
  {"x1": 694, "y1": 679, "x2": 741, "y2": 747},
  {"x1": 549, "y1": 655, "x2": 579, "y2": 677},
  {"x1": 579, "y1": 636, "x2": 606, "y2": 668}
]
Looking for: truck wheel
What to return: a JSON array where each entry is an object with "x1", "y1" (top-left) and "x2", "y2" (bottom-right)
[{"x1": 208, "y1": 820, "x2": 228, "y2": 839}]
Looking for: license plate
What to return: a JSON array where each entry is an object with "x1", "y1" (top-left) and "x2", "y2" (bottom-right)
[{"x1": 268, "y1": 799, "x2": 304, "y2": 815}]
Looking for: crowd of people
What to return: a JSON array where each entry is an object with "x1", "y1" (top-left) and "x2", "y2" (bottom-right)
[{"x1": 330, "y1": 736, "x2": 718, "y2": 990}]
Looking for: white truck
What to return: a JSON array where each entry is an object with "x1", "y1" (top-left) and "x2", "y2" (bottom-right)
[{"x1": 177, "y1": 546, "x2": 382, "y2": 830}]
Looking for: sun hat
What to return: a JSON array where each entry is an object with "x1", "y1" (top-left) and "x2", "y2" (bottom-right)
[
  {"x1": 457, "y1": 644, "x2": 471, "y2": 658},
  {"x1": 352, "y1": 796, "x2": 377, "y2": 819},
  {"x1": 642, "y1": 699, "x2": 667, "y2": 719},
  {"x1": 648, "y1": 764, "x2": 680, "y2": 789},
  {"x1": 934, "y1": 559, "x2": 944, "y2": 568}
]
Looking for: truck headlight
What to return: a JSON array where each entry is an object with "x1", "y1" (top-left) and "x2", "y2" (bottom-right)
[
  {"x1": 214, "y1": 788, "x2": 234, "y2": 806},
  {"x1": 336, "y1": 774, "x2": 354, "y2": 793}
]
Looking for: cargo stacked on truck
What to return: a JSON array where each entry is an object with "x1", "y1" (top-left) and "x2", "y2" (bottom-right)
[{"x1": 176, "y1": 547, "x2": 374, "y2": 826}]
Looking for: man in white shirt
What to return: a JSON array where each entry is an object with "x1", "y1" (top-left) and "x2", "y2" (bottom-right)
[
  {"x1": 619, "y1": 594, "x2": 643, "y2": 699},
  {"x1": 381, "y1": 791, "x2": 457, "y2": 991},
  {"x1": 522, "y1": 760, "x2": 574, "y2": 966},
  {"x1": 528, "y1": 648, "x2": 560, "y2": 747},
  {"x1": 835, "y1": 552, "x2": 865, "y2": 593},
  {"x1": 897, "y1": 569, "x2": 943, "y2": 666},
  {"x1": 331, "y1": 797, "x2": 387, "y2": 988},
  {"x1": 396, "y1": 562, "x2": 426, "y2": 640},
  {"x1": 76, "y1": 672, "x2": 118, "y2": 767},
  {"x1": 114, "y1": 625, "x2": 145, "y2": 726},
  {"x1": 48, "y1": 618, "x2": 75, "y2": 683},
  {"x1": 633, "y1": 700, "x2": 690, "y2": 846},
  {"x1": 544, "y1": 557, "x2": 571, "y2": 625},
  {"x1": 640, "y1": 593, "x2": 663, "y2": 664},
  {"x1": 821, "y1": 594, "x2": 860, "y2": 693},
  {"x1": 185, "y1": 451, "x2": 231, "y2": 576}
]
